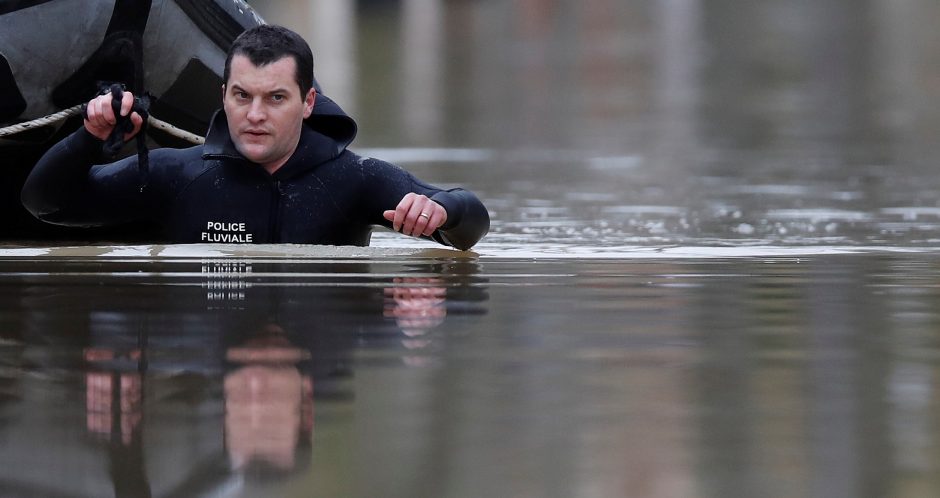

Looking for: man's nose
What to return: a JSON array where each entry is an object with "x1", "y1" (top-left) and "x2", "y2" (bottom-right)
[{"x1": 247, "y1": 99, "x2": 266, "y2": 122}]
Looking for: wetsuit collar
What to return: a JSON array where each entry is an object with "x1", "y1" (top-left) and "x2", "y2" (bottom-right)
[{"x1": 201, "y1": 110, "x2": 243, "y2": 160}]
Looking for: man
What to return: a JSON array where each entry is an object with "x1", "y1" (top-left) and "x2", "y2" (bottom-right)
[{"x1": 21, "y1": 25, "x2": 489, "y2": 250}]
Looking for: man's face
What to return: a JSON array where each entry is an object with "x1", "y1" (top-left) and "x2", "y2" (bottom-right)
[{"x1": 223, "y1": 54, "x2": 315, "y2": 174}]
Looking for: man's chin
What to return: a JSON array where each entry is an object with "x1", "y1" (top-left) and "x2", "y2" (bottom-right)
[{"x1": 236, "y1": 145, "x2": 271, "y2": 164}]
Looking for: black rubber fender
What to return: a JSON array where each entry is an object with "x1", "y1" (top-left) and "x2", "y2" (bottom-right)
[
  {"x1": 0, "y1": 0, "x2": 57, "y2": 16},
  {"x1": 0, "y1": 52, "x2": 27, "y2": 122},
  {"x1": 174, "y1": 0, "x2": 261, "y2": 51}
]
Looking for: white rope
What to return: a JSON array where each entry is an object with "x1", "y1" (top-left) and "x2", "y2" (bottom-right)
[
  {"x1": 0, "y1": 105, "x2": 83, "y2": 137},
  {"x1": 0, "y1": 106, "x2": 206, "y2": 145},
  {"x1": 147, "y1": 115, "x2": 205, "y2": 145}
]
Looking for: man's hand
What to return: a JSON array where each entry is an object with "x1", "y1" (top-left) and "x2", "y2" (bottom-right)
[
  {"x1": 383, "y1": 193, "x2": 447, "y2": 237},
  {"x1": 83, "y1": 90, "x2": 144, "y2": 142},
  {"x1": 384, "y1": 277, "x2": 447, "y2": 334}
]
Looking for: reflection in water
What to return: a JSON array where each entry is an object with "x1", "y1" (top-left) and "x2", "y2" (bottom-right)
[
  {"x1": 84, "y1": 348, "x2": 151, "y2": 498},
  {"x1": 224, "y1": 324, "x2": 313, "y2": 473},
  {"x1": 2, "y1": 254, "x2": 940, "y2": 494},
  {"x1": 0, "y1": 256, "x2": 487, "y2": 496},
  {"x1": 384, "y1": 277, "x2": 447, "y2": 335},
  {"x1": 85, "y1": 347, "x2": 145, "y2": 445}
]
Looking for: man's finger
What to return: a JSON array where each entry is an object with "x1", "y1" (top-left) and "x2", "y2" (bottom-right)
[
  {"x1": 410, "y1": 200, "x2": 439, "y2": 237},
  {"x1": 403, "y1": 199, "x2": 427, "y2": 236},
  {"x1": 392, "y1": 193, "x2": 417, "y2": 232},
  {"x1": 89, "y1": 97, "x2": 103, "y2": 122},
  {"x1": 422, "y1": 208, "x2": 445, "y2": 237},
  {"x1": 408, "y1": 197, "x2": 445, "y2": 237},
  {"x1": 120, "y1": 91, "x2": 135, "y2": 117},
  {"x1": 101, "y1": 96, "x2": 118, "y2": 125},
  {"x1": 84, "y1": 96, "x2": 116, "y2": 140},
  {"x1": 392, "y1": 203, "x2": 408, "y2": 232}
]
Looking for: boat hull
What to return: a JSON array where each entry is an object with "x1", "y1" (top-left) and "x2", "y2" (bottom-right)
[{"x1": 0, "y1": 0, "x2": 265, "y2": 239}]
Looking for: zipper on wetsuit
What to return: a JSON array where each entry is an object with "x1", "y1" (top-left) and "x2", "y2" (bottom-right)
[{"x1": 269, "y1": 180, "x2": 283, "y2": 242}]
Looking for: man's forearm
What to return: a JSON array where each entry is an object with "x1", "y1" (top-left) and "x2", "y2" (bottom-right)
[{"x1": 21, "y1": 128, "x2": 104, "y2": 224}]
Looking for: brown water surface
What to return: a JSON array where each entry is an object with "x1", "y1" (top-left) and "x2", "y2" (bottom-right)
[
  {"x1": 2, "y1": 249, "x2": 940, "y2": 497},
  {"x1": 4, "y1": 1, "x2": 940, "y2": 497}
]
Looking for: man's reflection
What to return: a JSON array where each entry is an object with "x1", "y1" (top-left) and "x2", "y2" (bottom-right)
[
  {"x1": 224, "y1": 324, "x2": 313, "y2": 473},
  {"x1": 6, "y1": 258, "x2": 488, "y2": 496}
]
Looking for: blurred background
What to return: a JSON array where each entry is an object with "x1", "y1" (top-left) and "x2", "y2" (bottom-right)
[{"x1": 251, "y1": 0, "x2": 940, "y2": 250}]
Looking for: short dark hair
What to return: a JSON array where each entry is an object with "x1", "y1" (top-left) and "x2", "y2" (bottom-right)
[{"x1": 224, "y1": 24, "x2": 314, "y2": 94}]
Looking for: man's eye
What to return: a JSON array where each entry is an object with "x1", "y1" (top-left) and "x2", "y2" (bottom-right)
[
  {"x1": 271, "y1": 94, "x2": 284, "y2": 102},
  {"x1": 236, "y1": 91, "x2": 249, "y2": 99}
]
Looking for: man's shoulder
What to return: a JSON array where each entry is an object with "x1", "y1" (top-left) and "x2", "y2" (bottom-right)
[
  {"x1": 150, "y1": 145, "x2": 209, "y2": 173},
  {"x1": 147, "y1": 145, "x2": 225, "y2": 190},
  {"x1": 303, "y1": 148, "x2": 369, "y2": 174},
  {"x1": 335, "y1": 150, "x2": 401, "y2": 172}
]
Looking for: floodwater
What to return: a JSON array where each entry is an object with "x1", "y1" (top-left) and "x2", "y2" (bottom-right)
[
  {"x1": 5, "y1": 248, "x2": 940, "y2": 498},
  {"x1": 4, "y1": 1, "x2": 940, "y2": 497}
]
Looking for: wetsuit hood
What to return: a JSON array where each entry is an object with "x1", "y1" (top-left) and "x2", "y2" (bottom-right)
[
  {"x1": 305, "y1": 93, "x2": 358, "y2": 146},
  {"x1": 202, "y1": 93, "x2": 358, "y2": 177}
]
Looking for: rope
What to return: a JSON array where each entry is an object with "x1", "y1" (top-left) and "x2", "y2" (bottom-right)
[
  {"x1": 0, "y1": 105, "x2": 83, "y2": 137},
  {"x1": 0, "y1": 106, "x2": 205, "y2": 145},
  {"x1": 147, "y1": 115, "x2": 205, "y2": 145}
]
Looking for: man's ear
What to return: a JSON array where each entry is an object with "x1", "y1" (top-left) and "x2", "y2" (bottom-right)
[
  {"x1": 303, "y1": 88, "x2": 316, "y2": 119},
  {"x1": 221, "y1": 84, "x2": 226, "y2": 101}
]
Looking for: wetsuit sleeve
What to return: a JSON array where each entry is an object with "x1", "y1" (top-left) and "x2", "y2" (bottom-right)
[
  {"x1": 21, "y1": 128, "x2": 150, "y2": 226},
  {"x1": 358, "y1": 156, "x2": 490, "y2": 250},
  {"x1": 427, "y1": 188, "x2": 491, "y2": 250}
]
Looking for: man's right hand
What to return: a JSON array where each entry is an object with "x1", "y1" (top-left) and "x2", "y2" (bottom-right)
[{"x1": 83, "y1": 90, "x2": 144, "y2": 142}]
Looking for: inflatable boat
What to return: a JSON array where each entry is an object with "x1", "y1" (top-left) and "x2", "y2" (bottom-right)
[{"x1": 0, "y1": 0, "x2": 265, "y2": 238}]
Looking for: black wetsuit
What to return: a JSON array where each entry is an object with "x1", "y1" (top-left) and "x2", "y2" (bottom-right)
[{"x1": 21, "y1": 96, "x2": 489, "y2": 250}]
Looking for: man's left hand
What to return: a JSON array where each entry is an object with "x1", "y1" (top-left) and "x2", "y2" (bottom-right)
[{"x1": 383, "y1": 193, "x2": 447, "y2": 237}]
